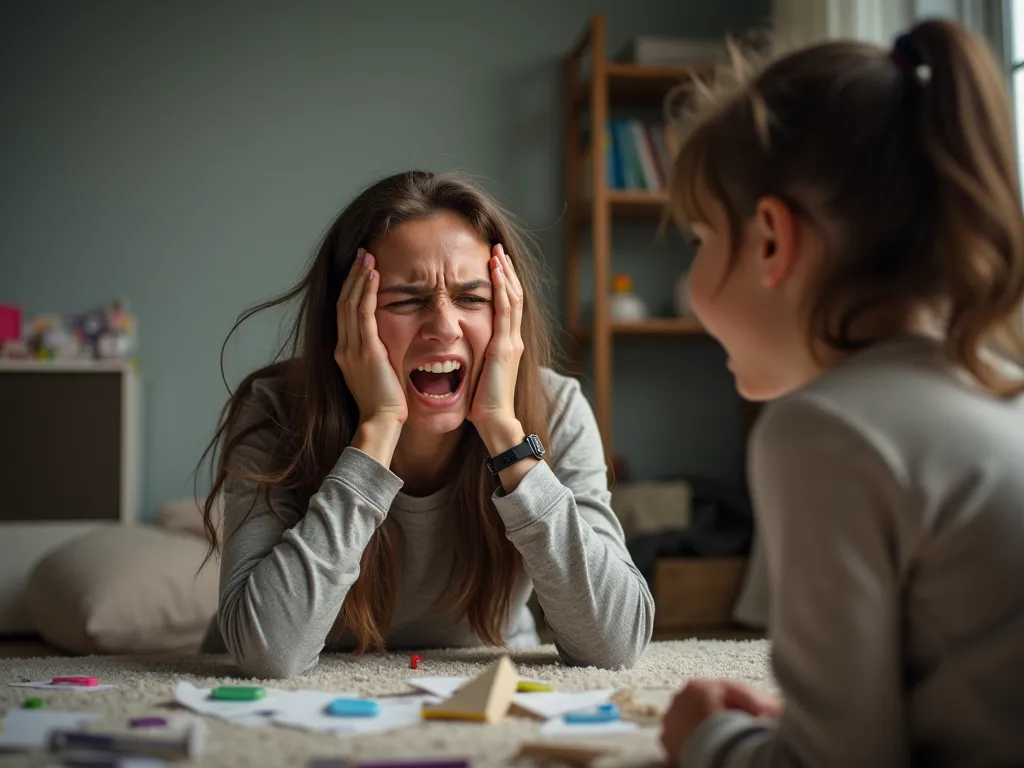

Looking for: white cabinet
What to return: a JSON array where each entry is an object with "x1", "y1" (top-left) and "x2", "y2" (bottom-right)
[{"x1": 0, "y1": 360, "x2": 141, "y2": 632}]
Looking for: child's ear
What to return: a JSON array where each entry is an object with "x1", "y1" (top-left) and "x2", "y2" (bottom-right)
[{"x1": 753, "y1": 196, "x2": 798, "y2": 289}]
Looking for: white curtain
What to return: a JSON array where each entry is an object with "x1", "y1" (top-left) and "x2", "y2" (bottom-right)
[
  {"x1": 771, "y1": 0, "x2": 914, "y2": 49},
  {"x1": 770, "y1": 0, "x2": 1005, "y2": 56}
]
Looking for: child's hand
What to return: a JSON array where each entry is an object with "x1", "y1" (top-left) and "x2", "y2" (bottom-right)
[{"x1": 660, "y1": 679, "x2": 782, "y2": 764}]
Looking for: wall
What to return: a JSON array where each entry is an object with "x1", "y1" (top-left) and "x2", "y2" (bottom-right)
[{"x1": 0, "y1": 0, "x2": 770, "y2": 517}]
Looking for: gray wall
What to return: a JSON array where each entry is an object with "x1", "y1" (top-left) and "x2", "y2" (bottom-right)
[{"x1": 1, "y1": 0, "x2": 769, "y2": 518}]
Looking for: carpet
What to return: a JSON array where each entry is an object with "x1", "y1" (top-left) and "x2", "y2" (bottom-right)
[{"x1": 0, "y1": 640, "x2": 773, "y2": 767}]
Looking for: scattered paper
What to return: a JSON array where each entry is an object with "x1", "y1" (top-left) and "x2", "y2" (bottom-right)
[
  {"x1": 407, "y1": 677, "x2": 552, "y2": 701},
  {"x1": 45, "y1": 760, "x2": 168, "y2": 768},
  {"x1": 512, "y1": 690, "x2": 616, "y2": 720},
  {"x1": 0, "y1": 708, "x2": 98, "y2": 750},
  {"x1": 273, "y1": 693, "x2": 440, "y2": 736},
  {"x1": 10, "y1": 681, "x2": 117, "y2": 692},
  {"x1": 405, "y1": 677, "x2": 465, "y2": 699},
  {"x1": 406, "y1": 679, "x2": 616, "y2": 721},
  {"x1": 538, "y1": 719, "x2": 640, "y2": 736},
  {"x1": 173, "y1": 682, "x2": 334, "y2": 727}
]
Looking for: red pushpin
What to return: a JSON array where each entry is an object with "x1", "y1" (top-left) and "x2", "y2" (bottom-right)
[{"x1": 410, "y1": 654, "x2": 423, "y2": 670}]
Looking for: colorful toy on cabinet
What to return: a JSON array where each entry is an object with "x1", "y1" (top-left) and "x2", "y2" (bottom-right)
[
  {"x1": 70, "y1": 300, "x2": 137, "y2": 360},
  {"x1": 1, "y1": 300, "x2": 139, "y2": 361}
]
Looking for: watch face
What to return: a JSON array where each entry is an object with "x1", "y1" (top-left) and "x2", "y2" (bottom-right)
[{"x1": 526, "y1": 434, "x2": 545, "y2": 458}]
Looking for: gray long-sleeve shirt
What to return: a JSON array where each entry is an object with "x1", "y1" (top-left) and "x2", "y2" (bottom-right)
[
  {"x1": 684, "y1": 335, "x2": 1024, "y2": 768},
  {"x1": 202, "y1": 367, "x2": 653, "y2": 678}
]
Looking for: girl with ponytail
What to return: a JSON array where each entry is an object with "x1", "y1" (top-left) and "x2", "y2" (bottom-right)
[{"x1": 659, "y1": 18, "x2": 1024, "y2": 767}]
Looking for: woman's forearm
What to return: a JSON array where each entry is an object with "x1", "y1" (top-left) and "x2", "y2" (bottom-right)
[{"x1": 217, "y1": 446, "x2": 403, "y2": 677}]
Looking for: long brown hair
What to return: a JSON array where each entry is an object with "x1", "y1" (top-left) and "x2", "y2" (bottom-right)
[
  {"x1": 669, "y1": 19, "x2": 1024, "y2": 396},
  {"x1": 198, "y1": 170, "x2": 555, "y2": 652}
]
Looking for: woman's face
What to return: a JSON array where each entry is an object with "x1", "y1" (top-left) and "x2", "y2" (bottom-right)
[{"x1": 371, "y1": 211, "x2": 494, "y2": 435}]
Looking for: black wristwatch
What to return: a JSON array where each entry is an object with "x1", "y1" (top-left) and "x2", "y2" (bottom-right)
[{"x1": 486, "y1": 434, "x2": 546, "y2": 475}]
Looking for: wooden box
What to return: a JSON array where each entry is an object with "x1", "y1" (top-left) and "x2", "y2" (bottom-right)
[{"x1": 653, "y1": 557, "x2": 748, "y2": 629}]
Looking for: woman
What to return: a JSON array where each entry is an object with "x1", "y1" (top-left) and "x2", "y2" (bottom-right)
[{"x1": 198, "y1": 170, "x2": 654, "y2": 678}]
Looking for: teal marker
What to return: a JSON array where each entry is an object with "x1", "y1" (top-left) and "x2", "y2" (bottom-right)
[
  {"x1": 326, "y1": 698, "x2": 380, "y2": 717},
  {"x1": 564, "y1": 703, "x2": 620, "y2": 724},
  {"x1": 210, "y1": 685, "x2": 265, "y2": 701}
]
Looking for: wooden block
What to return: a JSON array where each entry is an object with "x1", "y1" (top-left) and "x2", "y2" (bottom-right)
[
  {"x1": 517, "y1": 742, "x2": 617, "y2": 766},
  {"x1": 653, "y1": 558, "x2": 748, "y2": 629},
  {"x1": 421, "y1": 656, "x2": 517, "y2": 724}
]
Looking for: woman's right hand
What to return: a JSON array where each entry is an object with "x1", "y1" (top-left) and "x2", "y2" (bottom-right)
[{"x1": 335, "y1": 249, "x2": 408, "y2": 431}]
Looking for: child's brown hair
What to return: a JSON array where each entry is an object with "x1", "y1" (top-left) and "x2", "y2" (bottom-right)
[{"x1": 669, "y1": 19, "x2": 1024, "y2": 396}]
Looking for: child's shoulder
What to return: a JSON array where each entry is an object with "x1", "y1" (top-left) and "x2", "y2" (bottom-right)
[{"x1": 756, "y1": 335, "x2": 1024, "y2": 476}]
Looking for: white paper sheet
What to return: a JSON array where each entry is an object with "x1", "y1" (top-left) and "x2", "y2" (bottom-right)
[
  {"x1": 406, "y1": 679, "x2": 615, "y2": 721},
  {"x1": 273, "y1": 693, "x2": 440, "y2": 736},
  {"x1": 0, "y1": 708, "x2": 98, "y2": 750},
  {"x1": 405, "y1": 677, "x2": 465, "y2": 699},
  {"x1": 173, "y1": 682, "x2": 344, "y2": 727},
  {"x1": 9, "y1": 681, "x2": 117, "y2": 692},
  {"x1": 512, "y1": 689, "x2": 616, "y2": 720},
  {"x1": 538, "y1": 719, "x2": 640, "y2": 736},
  {"x1": 406, "y1": 677, "x2": 553, "y2": 700}
]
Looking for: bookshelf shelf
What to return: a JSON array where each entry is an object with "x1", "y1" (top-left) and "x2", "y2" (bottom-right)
[
  {"x1": 577, "y1": 63, "x2": 709, "y2": 106},
  {"x1": 580, "y1": 190, "x2": 670, "y2": 221},
  {"x1": 572, "y1": 317, "x2": 705, "y2": 341}
]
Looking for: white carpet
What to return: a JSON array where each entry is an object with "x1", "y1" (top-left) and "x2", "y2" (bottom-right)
[{"x1": 0, "y1": 640, "x2": 773, "y2": 767}]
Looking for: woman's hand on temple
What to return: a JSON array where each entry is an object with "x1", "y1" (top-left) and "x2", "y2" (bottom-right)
[
  {"x1": 335, "y1": 249, "x2": 406, "y2": 465},
  {"x1": 470, "y1": 244, "x2": 524, "y2": 434},
  {"x1": 470, "y1": 244, "x2": 536, "y2": 489}
]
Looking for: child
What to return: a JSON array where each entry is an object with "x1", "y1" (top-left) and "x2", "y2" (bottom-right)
[{"x1": 660, "y1": 19, "x2": 1024, "y2": 767}]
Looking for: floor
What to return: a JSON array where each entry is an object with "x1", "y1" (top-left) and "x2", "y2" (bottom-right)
[
  {"x1": 0, "y1": 626, "x2": 764, "y2": 660},
  {"x1": 0, "y1": 634, "x2": 65, "y2": 659}
]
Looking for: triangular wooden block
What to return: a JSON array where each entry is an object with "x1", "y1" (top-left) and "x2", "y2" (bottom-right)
[{"x1": 421, "y1": 656, "x2": 517, "y2": 723}]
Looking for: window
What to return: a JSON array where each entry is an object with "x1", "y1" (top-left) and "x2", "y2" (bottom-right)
[{"x1": 1012, "y1": 1, "x2": 1024, "y2": 184}]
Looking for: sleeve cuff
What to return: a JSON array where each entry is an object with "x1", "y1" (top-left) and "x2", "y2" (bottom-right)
[
  {"x1": 682, "y1": 711, "x2": 775, "y2": 768},
  {"x1": 327, "y1": 446, "x2": 404, "y2": 512},
  {"x1": 491, "y1": 460, "x2": 568, "y2": 532}
]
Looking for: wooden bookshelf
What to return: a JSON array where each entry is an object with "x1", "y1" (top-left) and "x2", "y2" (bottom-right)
[
  {"x1": 562, "y1": 15, "x2": 761, "y2": 636},
  {"x1": 563, "y1": 10, "x2": 708, "y2": 452}
]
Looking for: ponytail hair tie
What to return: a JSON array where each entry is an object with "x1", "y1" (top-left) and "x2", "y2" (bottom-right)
[{"x1": 892, "y1": 32, "x2": 931, "y2": 82}]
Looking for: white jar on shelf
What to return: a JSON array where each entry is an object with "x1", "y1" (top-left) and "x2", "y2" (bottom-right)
[{"x1": 609, "y1": 274, "x2": 648, "y2": 321}]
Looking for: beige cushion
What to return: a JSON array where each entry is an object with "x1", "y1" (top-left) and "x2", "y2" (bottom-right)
[
  {"x1": 610, "y1": 481, "x2": 692, "y2": 538},
  {"x1": 156, "y1": 496, "x2": 222, "y2": 541},
  {"x1": 24, "y1": 526, "x2": 219, "y2": 654}
]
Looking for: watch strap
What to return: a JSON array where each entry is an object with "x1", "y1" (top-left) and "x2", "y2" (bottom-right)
[{"x1": 486, "y1": 434, "x2": 545, "y2": 475}]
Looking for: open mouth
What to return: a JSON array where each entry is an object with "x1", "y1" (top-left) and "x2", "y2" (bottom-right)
[{"x1": 409, "y1": 360, "x2": 466, "y2": 401}]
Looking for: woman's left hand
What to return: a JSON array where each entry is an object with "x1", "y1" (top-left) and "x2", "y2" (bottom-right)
[
  {"x1": 469, "y1": 243, "x2": 524, "y2": 434},
  {"x1": 660, "y1": 679, "x2": 783, "y2": 763}
]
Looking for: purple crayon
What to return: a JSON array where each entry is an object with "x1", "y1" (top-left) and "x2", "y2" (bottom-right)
[{"x1": 308, "y1": 760, "x2": 470, "y2": 768}]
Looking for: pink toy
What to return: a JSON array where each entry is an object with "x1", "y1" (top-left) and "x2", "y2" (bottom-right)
[{"x1": 0, "y1": 305, "x2": 21, "y2": 344}]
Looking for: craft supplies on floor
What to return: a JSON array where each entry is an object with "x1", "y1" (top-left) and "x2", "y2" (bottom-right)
[
  {"x1": 0, "y1": 709, "x2": 98, "y2": 751},
  {"x1": 11, "y1": 679, "x2": 116, "y2": 692}
]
